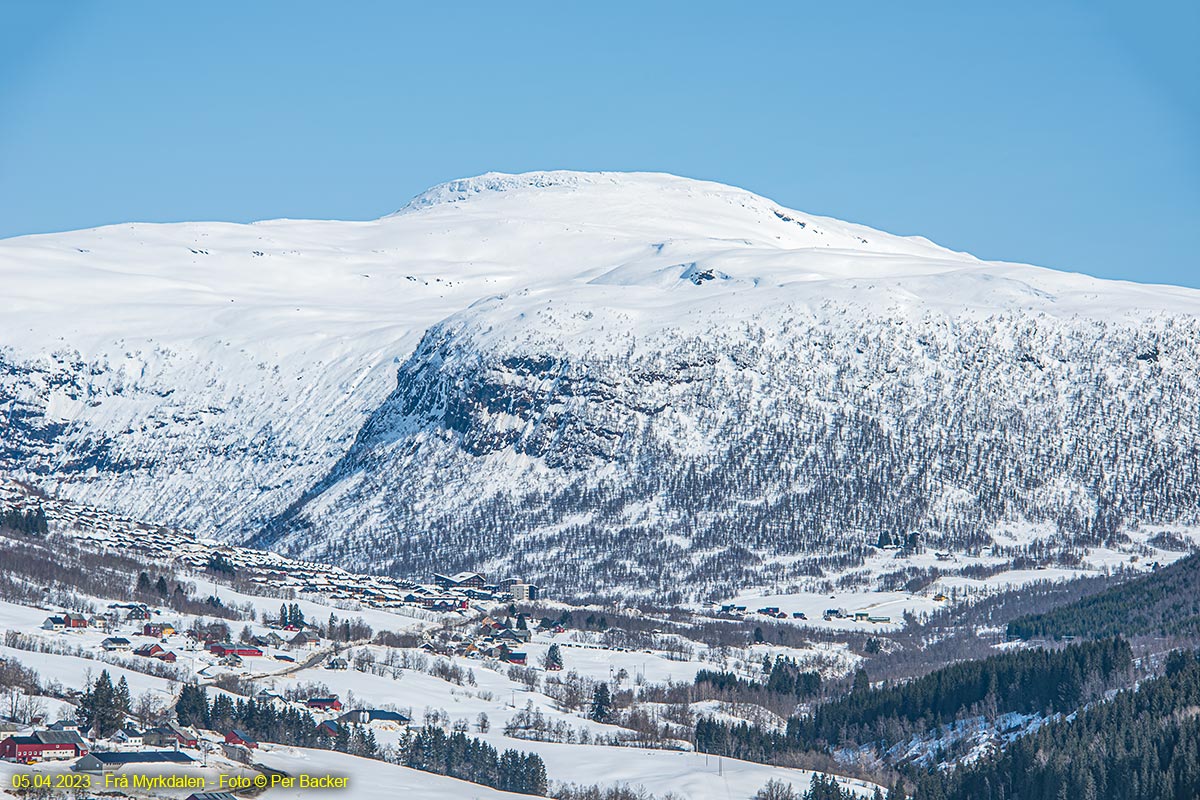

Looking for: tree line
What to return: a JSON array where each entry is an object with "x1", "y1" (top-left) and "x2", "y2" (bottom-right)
[
  {"x1": 1, "y1": 507, "x2": 47, "y2": 536},
  {"x1": 176, "y1": 684, "x2": 325, "y2": 748},
  {"x1": 695, "y1": 654, "x2": 822, "y2": 702},
  {"x1": 77, "y1": 669, "x2": 131, "y2": 737},
  {"x1": 694, "y1": 639, "x2": 1133, "y2": 762},
  {"x1": 1007, "y1": 552, "x2": 1200, "y2": 640},
  {"x1": 174, "y1": 683, "x2": 549, "y2": 795},
  {"x1": 397, "y1": 725, "x2": 548, "y2": 795},
  {"x1": 789, "y1": 637, "x2": 1132, "y2": 751}
]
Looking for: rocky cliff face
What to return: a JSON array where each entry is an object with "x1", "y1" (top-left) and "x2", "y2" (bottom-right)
[{"x1": 252, "y1": 294, "x2": 1200, "y2": 599}]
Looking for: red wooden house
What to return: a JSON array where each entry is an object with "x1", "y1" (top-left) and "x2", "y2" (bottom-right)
[
  {"x1": 305, "y1": 696, "x2": 343, "y2": 711},
  {"x1": 0, "y1": 731, "x2": 88, "y2": 763},
  {"x1": 209, "y1": 643, "x2": 263, "y2": 657},
  {"x1": 224, "y1": 729, "x2": 258, "y2": 749}
]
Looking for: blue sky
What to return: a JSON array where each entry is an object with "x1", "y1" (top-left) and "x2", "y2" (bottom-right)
[{"x1": 1, "y1": 2, "x2": 1196, "y2": 286}]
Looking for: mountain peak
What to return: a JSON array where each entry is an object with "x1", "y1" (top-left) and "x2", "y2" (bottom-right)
[
  {"x1": 389, "y1": 169, "x2": 973, "y2": 268},
  {"x1": 392, "y1": 170, "x2": 745, "y2": 215}
]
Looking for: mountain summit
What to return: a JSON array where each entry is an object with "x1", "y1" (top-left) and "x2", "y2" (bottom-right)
[{"x1": 2, "y1": 172, "x2": 1198, "y2": 597}]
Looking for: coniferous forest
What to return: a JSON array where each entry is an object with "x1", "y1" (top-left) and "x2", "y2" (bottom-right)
[
  {"x1": 691, "y1": 639, "x2": 1200, "y2": 800},
  {"x1": 1007, "y1": 551, "x2": 1200, "y2": 640},
  {"x1": 790, "y1": 637, "x2": 1132, "y2": 750},
  {"x1": 919, "y1": 648, "x2": 1200, "y2": 800},
  {"x1": 694, "y1": 638, "x2": 1132, "y2": 760}
]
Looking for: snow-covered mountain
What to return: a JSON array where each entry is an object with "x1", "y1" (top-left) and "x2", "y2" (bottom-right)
[{"x1": 3, "y1": 171, "x2": 1199, "y2": 597}]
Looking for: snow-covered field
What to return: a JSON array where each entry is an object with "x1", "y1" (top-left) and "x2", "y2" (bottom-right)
[
  {"x1": 256, "y1": 746, "x2": 534, "y2": 799},
  {"x1": 722, "y1": 529, "x2": 1198, "y2": 631},
  {"x1": 0, "y1": 574, "x2": 887, "y2": 799}
]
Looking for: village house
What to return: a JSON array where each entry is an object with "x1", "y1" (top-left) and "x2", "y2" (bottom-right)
[
  {"x1": 143, "y1": 622, "x2": 175, "y2": 637},
  {"x1": 253, "y1": 691, "x2": 289, "y2": 711},
  {"x1": 209, "y1": 643, "x2": 263, "y2": 658},
  {"x1": 506, "y1": 582, "x2": 540, "y2": 601},
  {"x1": 252, "y1": 632, "x2": 284, "y2": 648},
  {"x1": 222, "y1": 741, "x2": 254, "y2": 764},
  {"x1": 43, "y1": 612, "x2": 89, "y2": 630},
  {"x1": 109, "y1": 725, "x2": 144, "y2": 751},
  {"x1": 306, "y1": 696, "x2": 343, "y2": 712},
  {"x1": 134, "y1": 643, "x2": 165, "y2": 658},
  {"x1": 224, "y1": 729, "x2": 258, "y2": 749},
  {"x1": 0, "y1": 730, "x2": 88, "y2": 763},
  {"x1": 74, "y1": 750, "x2": 194, "y2": 772},
  {"x1": 101, "y1": 637, "x2": 132, "y2": 651},
  {"x1": 337, "y1": 708, "x2": 411, "y2": 726},
  {"x1": 495, "y1": 628, "x2": 532, "y2": 644},
  {"x1": 143, "y1": 723, "x2": 197, "y2": 748},
  {"x1": 289, "y1": 631, "x2": 320, "y2": 649},
  {"x1": 434, "y1": 571, "x2": 486, "y2": 590}
]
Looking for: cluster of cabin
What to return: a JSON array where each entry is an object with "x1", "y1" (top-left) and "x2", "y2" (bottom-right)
[
  {"x1": 0, "y1": 682, "x2": 415, "y2": 770},
  {"x1": 43, "y1": 603, "x2": 154, "y2": 633},
  {"x1": 415, "y1": 611, "x2": 567, "y2": 666},
  {"x1": 823, "y1": 608, "x2": 892, "y2": 624},
  {"x1": 0, "y1": 718, "x2": 202, "y2": 771},
  {"x1": 6, "y1": 481, "x2": 546, "y2": 626},
  {"x1": 42, "y1": 604, "x2": 193, "y2": 663},
  {"x1": 33, "y1": 598, "x2": 341, "y2": 693},
  {"x1": 719, "y1": 603, "x2": 808, "y2": 620},
  {"x1": 241, "y1": 691, "x2": 411, "y2": 742},
  {"x1": 0, "y1": 706, "x2": 406, "y2": 784},
  {"x1": 716, "y1": 603, "x2": 890, "y2": 624}
]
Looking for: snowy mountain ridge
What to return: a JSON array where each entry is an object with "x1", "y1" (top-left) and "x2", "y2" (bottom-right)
[{"x1": 2, "y1": 171, "x2": 1199, "y2": 596}]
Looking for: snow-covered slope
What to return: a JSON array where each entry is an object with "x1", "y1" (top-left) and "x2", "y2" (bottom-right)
[{"x1": 3, "y1": 171, "x2": 1199, "y2": 595}]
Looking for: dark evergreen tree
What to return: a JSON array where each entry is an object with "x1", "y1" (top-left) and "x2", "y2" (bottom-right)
[
  {"x1": 175, "y1": 683, "x2": 209, "y2": 727},
  {"x1": 78, "y1": 670, "x2": 124, "y2": 737},
  {"x1": 589, "y1": 683, "x2": 613, "y2": 723},
  {"x1": 543, "y1": 643, "x2": 564, "y2": 671},
  {"x1": 115, "y1": 676, "x2": 131, "y2": 717}
]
